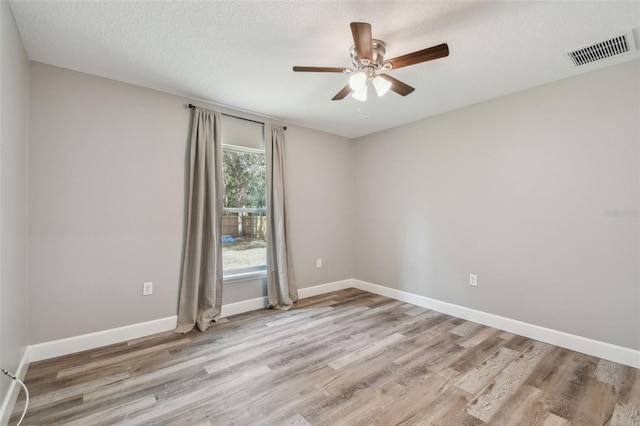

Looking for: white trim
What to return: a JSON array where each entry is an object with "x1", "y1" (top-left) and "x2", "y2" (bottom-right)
[
  {"x1": 219, "y1": 279, "x2": 353, "y2": 317},
  {"x1": 352, "y1": 279, "x2": 640, "y2": 369},
  {"x1": 223, "y1": 207, "x2": 266, "y2": 214},
  {"x1": 19, "y1": 277, "x2": 640, "y2": 372},
  {"x1": 220, "y1": 296, "x2": 268, "y2": 317},
  {"x1": 28, "y1": 316, "x2": 178, "y2": 363},
  {"x1": 23, "y1": 280, "x2": 351, "y2": 363},
  {"x1": 221, "y1": 144, "x2": 265, "y2": 155},
  {"x1": 223, "y1": 269, "x2": 266, "y2": 284},
  {"x1": 0, "y1": 348, "x2": 29, "y2": 426},
  {"x1": 297, "y1": 279, "x2": 353, "y2": 299}
]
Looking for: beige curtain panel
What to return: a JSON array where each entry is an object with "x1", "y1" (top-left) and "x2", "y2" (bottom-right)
[
  {"x1": 266, "y1": 125, "x2": 298, "y2": 309},
  {"x1": 176, "y1": 107, "x2": 224, "y2": 333}
]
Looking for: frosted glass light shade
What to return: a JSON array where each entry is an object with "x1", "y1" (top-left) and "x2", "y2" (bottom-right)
[
  {"x1": 349, "y1": 72, "x2": 367, "y2": 91},
  {"x1": 373, "y1": 75, "x2": 392, "y2": 96},
  {"x1": 352, "y1": 86, "x2": 368, "y2": 102}
]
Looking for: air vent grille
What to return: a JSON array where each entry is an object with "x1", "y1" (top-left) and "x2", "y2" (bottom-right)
[{"x1": 567, "y1": 34, "x2": 633, "y2": 66}]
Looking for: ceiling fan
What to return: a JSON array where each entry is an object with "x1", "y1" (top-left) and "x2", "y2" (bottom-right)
[{"x1": 293, "y1": 22, "x2": 449, "y2": 101}]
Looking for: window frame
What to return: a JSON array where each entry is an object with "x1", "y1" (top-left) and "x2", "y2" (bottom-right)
[{"x1": 221, "y1": 143, "x2": 268, "y2": 281}]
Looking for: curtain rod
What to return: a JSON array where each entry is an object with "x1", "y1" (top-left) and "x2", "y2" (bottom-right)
[{"x1": 188, "y1": 104, "x2": 286, "y2": 130}]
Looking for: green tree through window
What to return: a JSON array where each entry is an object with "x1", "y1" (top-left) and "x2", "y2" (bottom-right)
[
  {"x1": 223, "y1": 149, "x2": 266, "y2": 209},
  {"x1": 222, "y1": 146, "x2": 267, "y2": 275}
]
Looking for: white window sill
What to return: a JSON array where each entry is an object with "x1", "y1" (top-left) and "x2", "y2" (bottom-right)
[{"x1": 223, "y1": 269, "x2": 267, "y2": 284}]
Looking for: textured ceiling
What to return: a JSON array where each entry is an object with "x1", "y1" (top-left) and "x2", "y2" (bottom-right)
[{"x1": 9, "y1": 1, "x2": 640, "y2": 138}]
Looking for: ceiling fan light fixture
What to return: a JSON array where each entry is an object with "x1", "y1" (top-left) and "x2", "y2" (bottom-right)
[
  {"x1": 293, "y1": 22, "x2": 448, "y2": 101},
  {"x1": 348, "y1": 71, "x2": 367, "y2": 91},
  {"x1": 373, "y1": 75, "x2": 392, "y2": 96},
  {"x1": 352, "y1": 85, "x2": 368, "y2": 102}
]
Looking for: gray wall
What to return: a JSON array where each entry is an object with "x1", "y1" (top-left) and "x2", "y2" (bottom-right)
[
  {"x1": 28, "y1": 62, "x2": 353, "y2": 344},
  {"x1": 353, "y1": 60, "x2": 640, "y2": 350},
  {"x1": 22, "y1": 43, "x2": 640, "y2": 354},
  {"x1": 287, "y1": 125, "x2": 353, "y2": 287},
  {"x1": 0, "y1": 1, "x2": 29, "y2": 400}
]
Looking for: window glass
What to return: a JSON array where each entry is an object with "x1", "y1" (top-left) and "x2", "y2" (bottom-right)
[{"x1": 221, "y1": 141, "x2": 267, "y2": 275}]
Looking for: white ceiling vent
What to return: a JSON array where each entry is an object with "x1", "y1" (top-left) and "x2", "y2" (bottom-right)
[{"x1": 567, "y1": 31, "x2": 636, "y2": 66}]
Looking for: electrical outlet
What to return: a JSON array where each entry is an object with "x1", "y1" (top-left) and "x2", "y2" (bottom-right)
[
  {"x1": 143, "y1": 282, "x2": 153, "y2": 296},
  {"x1": 316, "y1": 259, "x2": 322, "y2": 268},
  {"x1": 469, "y1": 274, "x2": 478, "y2": 287}
]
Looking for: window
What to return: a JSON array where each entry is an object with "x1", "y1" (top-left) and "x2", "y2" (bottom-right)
[{"x1": 221, "y1": 116, "x2": 267, "y2": 279}]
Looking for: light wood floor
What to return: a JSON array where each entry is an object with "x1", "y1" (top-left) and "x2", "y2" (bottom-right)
[{"x1": 11, "y1": 288, "x2": 640, "y2": 425}]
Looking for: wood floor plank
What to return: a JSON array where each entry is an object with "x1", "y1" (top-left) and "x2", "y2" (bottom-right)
[
  {"x1": 458, "y1": 325, "x2": 499, "y2": 348},
  {"x1": 376, "y1": 374, "x2": 456, "y2": 425},
  {"x1": 393, "y1": 316, "x2": 459, "y2": 355},
  {"x1": 450, "y1": 320, "x2": 484, "y2": 337},
  {"x1": 10, "y1": 289, "x2": 640, "y2": 425},
  {"x1": 543, "y1": 353, "x2": 599, "y2": 422},
  {"x1": 455, "y1": 346, "x2": 520, "y2": 394},
  {"x1": 82, "y1": 356, "x2": 208, "y2": 402},
  {"x1": 466, "y1": 340, "x2": 552, "y2": 422},
  {"x1": 301, "y1": 348, "x2": 409, "y2": 424},
  {"x1": 225, "y1": 367, "x2": 337, "y2": 425},
  {"x1": 571, "y1": 379, "x2": 617, "y2": 426},
  {"x1": 624, "y1": 371, "x2": 640, "y2": 409},
  {"x1": 400, "y1": 387, "x2": 474, "y2": 425},
  {"x1": 541, "y1": 413, "x2": 571, "y2": 426},
  {"x1": 282, "y1": 413, "x2": 313, "y2": 426},
  {"x1": 447, "y1": 334, "x2": 506, "y2": 373},
  {"x1": 65, "y1": 395, "x2": 158, "y2": 426},
  {"x1": 489, "y1": 384, "x2": 555, "y2": 425},
  {"x1": 136, "y1": 365, "x2": 271, "y2": 425},
  {"x1": 264, "y1": 306, "x2": 335, "y2": 327},
  {"x1": 610, "y1": 402, "x2": 640, "y2": 426},
  {"x1": 57, "y1": 338, "x2": 190, "y2": 379},
  {"x1": 29, "y1": 372, "x2": 130, "y2": 410},
  {"x1": 504, "y1": 334, "x2": 535, "y2": 352},
  {"x1": 328, "y1": 332, "x2": 404, "y2": 369},
  {"x1": 596, "y1": 358, "x2": 627, "y2": 385},
  {"x1": 524, "y1": 346, "x2": 572, "y2": 392},
  {"x1": 402, "y1": 304, "x2": 430, "y2": 317},
  {"x1": 314, "y1": 379, "x2": 407, "y2": 425},
  {"x1": 204, "y1": 334, "x2": 307, "y2": 374},
  {"x1": 496, "y1": 331, "x2": 516, "y2": 340}
]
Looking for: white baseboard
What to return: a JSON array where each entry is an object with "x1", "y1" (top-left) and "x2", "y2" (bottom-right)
[
  {"x1": 220, "y1": 296, "x2": 268, "y2": 317},
  {"x1": 0, "y1": 348, "x2": 29, "y2": 426},
  {"x1": 220, "y1": 279, "x2": 353, "y2": 317},
  {"x1": 352, "y1": 279, "x2": 640, "y2": 369},
  {"x1": 25, "y1": 279, "x2": 352, "y2": 364},
  {"x1": 20, "y1": 277, "x2": 640, "y2": 371},
  {"x1": 298, "y1": 279, "x2": 352, "y2": 299},
  {"x1": 28, "y1": 316, "x2": 178, "y2": 363}
]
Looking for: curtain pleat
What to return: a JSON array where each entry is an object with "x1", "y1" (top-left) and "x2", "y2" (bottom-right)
[
  {"x1": 176, "y1": 107, "x2": 223, "y2": 333},
  {"x1": 266, "y1": 125, "x2": 298, "y2": 309}
]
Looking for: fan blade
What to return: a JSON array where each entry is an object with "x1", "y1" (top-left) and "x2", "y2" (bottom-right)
[
  {"x1": 379, "y1": 74, "x2": 415, "y2": 96},
  {"x1": 293, "y1": 66, "x2": 347, "y2": 73},
  {"x1": 350, "y1": 22, "x2": 373, "y2": 63},
  {"x1": 332, "y1": 84, "x2": 353, "y2": 101},
  {"x1": 386, "y1": 43, "x2": 449, "y2": 70}
]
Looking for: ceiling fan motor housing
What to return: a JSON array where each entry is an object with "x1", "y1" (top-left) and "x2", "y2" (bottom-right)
[{"x1": 350, "y1": 39, "x2": 387, "y2": 70}]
